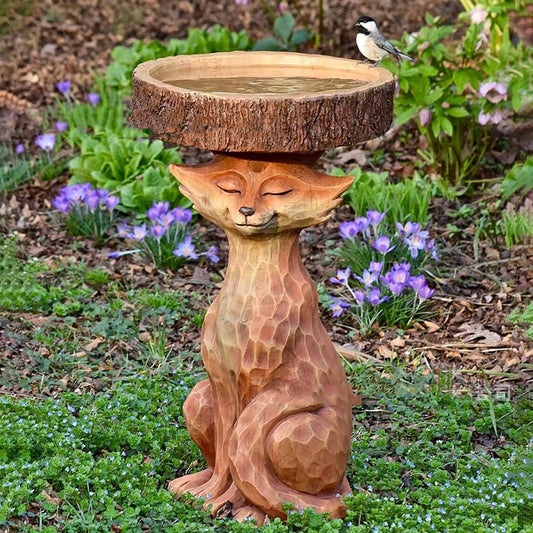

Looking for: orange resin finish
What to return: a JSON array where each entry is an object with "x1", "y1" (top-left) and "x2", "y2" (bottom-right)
[{"x1": 167, "y1": 154, "x2": 355, "y2": 524}]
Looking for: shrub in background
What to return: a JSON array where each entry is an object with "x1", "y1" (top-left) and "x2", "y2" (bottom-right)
[
  {"x1": 68, "y1": 136, "x2": 187, "y2": 214},
  {"x1": 105, "y1": 25, "x2": 252, "y2": 93},
  {"x1": 327, "y1": 211, "x2": 437, "y2": 333},
  {"x1": 384, "y1": 2, "x2": 531, "y2": 187}
]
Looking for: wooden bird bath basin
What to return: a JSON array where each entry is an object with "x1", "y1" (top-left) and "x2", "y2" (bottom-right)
[{"x1": 131, "y1": 51, "x2": 395, "y2": 525}]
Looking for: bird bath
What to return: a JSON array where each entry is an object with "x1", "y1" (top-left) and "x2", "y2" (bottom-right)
[{"x1": 131, "y1": 51, "x2": 395, "y2": 524}]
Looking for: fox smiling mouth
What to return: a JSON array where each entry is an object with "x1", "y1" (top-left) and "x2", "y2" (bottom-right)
[{"x1": 236, "y1": 213, "x2": 277, "y2": 228}]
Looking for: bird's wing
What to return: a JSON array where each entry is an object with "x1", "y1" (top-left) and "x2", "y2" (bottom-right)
[{"x1": 373, "y1": 32, "x2": 413, "y2": 61}]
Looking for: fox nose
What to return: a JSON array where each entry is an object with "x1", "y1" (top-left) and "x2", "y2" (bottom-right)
[{"x1": 239, "y1": 206, "x2": 255, "y2": 217}]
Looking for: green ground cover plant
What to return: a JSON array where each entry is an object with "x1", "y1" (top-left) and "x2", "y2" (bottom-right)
[
  {"x1": 507, "y1": 303, "x2": 533, "y2": 340},
  {"x1": 0, "y1": 362, "x2": 531, "y2": 532}
]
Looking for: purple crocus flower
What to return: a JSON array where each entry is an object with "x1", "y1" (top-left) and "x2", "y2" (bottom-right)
[
  {"x1": 405, "y1": 231, "x2": 429, "y2": 258},
  {"x1": 172, "y1": 207, "x2": 193, "y2": 225},
  {"x1": 329, "y1": 297, "x2": 350, "y2": 318},
  {"x1": 159, "y1": 212, "x2": 175, "y2": 227},
  {"x1": 174, "y1": 235, "x2": 198, "y2": 259},
  {"x1": 15, "y1": 143, "x2": 24, "y2": 154},
  {"x1": 235, "y1": 0, "x2": 249, "y2": 5},
  {"x1": 366, "y1": 210, "x2": 386, "y2": 228},
  {"x1": 52, "y1": 195, "x2": 71, "y2": 213},
  {"x1": 147, "y1": 201, "x2": 170, "y2": 221},
  {"x1": 85, "y1": 190, "x2": 100, "y2": 212},
  {"x1": 108, "y1": 249, "x2": 140, "y2": 259},
  {"x1": 354, "y1": 269, "x2": 378, "y2": 288},
  {"x1": 63, "y1": 184, "x2": 88, "y2": 203},
  {"x1": 55, "y1": 121, "x2": 68, "y2": 132},
  {"x1": 419, "y1": 108, "x2": 431, "y2": 127},
  {"x1": 104, "y1": 194, "x2": 119, "y2": 211},
  {"x1": 353, "y1": 289, "x2": 366, "y2": 306},
  {"x1": 367, "y1": 287, "x2": 388, "y2": 306},
  {"x1": 368, "y1": 261, "x2": 383, "y2": 273},
  {"x1": 339, "y1": 220, "x2": 360, "y2": 239},
  {"x1": 395, "y1": 221, "x2": 420, "y2": 238},
  {"x1": 372, "y1": 235, "x2": 394, "y2": 254},
  {"x1": 150, "y1": 224, "x2": 166, "y2": 240},
  {"x1": 56, "y1": 80, "x2": 71, "y2": 95},
  {"x1": 479, "y1": 82, "x2": 507, "y2": 104},
  {"x1": 408, "y1": 275, "x2": 427, "y2": 292},
  {"x1": 87, "y1": 92, "x2": 100, "y2": 106},
  {"x1": 205, "y1": 245, "x2": 219, "y2": 263},
  {"x1": 417, "y1": 285, "x2": 435, "y2": 301},
  {"x1": 131, "y1": 223, "x2": 148, "y2": 241},
  {"x1": 354, "y1": 216, "x2": 370, "y2": 237},
  {"x1": 35, "y1": 134, "x2": 56, "y2": 151},
  {"x1": 389, "y1": 267, "x2": 410, "y2": 286},
  {"x1": 117, "y1": 222, "x2": 130, "y2": 238},
  {"x1": 329, "y1": 266, "x2": 351, "y2": 285}
]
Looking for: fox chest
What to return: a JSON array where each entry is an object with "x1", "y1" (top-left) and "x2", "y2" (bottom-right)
[{"x1": 202, "y1": 282, "x2": 302, "y2": 381}]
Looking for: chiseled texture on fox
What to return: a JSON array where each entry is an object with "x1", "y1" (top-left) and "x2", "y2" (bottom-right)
[{"x1": 168, "y1": 155, "x2": 355, "y2": 524}]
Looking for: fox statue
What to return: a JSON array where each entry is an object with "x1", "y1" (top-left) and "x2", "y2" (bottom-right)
[{"x1": 168, "y1": 154, "x2": 355, "y2": 524}]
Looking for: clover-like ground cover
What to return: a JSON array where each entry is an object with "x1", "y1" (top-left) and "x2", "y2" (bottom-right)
[{"x1": 0, "y1": 355, "x2": 531, "y2": 532}]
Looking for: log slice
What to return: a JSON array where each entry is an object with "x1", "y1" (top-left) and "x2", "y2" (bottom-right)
[{"x1": 130, "y1": 51, "x2": 395, "y2": 153}]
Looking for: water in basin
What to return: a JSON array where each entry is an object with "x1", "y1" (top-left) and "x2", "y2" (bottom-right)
[{"x1": 166, "y1": 76, "x2": 367, "y2": 95}]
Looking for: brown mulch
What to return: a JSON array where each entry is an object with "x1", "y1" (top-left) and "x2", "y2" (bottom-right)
[{"x1": 0, "y1": 0, "x2": 532, "y2": 397}]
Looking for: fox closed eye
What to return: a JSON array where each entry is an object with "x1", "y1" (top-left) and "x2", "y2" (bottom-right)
[
  {"x1": 262, "y1": 189, "x2": 293, "y2": 197},
  {"x1": 217, "y1": 184, "x2": 242, "y2": 194}
]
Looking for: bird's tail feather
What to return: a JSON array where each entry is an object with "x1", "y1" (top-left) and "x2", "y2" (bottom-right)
[{"x1": 397, "y1": 50, "x2": 414, "y2": 62}]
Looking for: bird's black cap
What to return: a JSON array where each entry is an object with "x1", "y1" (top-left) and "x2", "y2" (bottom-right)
[{"x1": 356, "y1": 15, "x2": 375, "y2": 25}]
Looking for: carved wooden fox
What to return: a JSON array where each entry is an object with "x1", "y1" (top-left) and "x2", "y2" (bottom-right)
[{"x1": 168, "y1": 155, "x2": 355, "y2": 524}]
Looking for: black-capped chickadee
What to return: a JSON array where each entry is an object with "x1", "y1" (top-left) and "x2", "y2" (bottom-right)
[{"x1": 356, "y1": 16, "x2": 414, "y2": 66}]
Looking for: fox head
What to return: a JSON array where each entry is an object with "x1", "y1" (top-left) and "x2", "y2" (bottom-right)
[{"x1": 169, "y1": 155, "x2": 353, "y2": 237}]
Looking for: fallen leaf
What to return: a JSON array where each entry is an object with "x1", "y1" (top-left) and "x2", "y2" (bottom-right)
[{"x1": 454, "y1": 323, "x2": 502, "y2": 346}]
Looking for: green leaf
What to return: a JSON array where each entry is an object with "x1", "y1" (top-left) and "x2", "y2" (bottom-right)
[
  {"x1": 446, "y1": 107, "x2": 470, "y2": 118},
  {"x1": 396, "y1": 107, "x2": 418, "y2": 126},
  {"x1": 501, "y1": 157, "x2": 533, "y2": 199},
  {"x1": 290, "y1": 29, "x2": 312, "y2": 46},
  {"x1": 441, "y1": 116, "x2": 453, "y2": 136},
  {"x1": 274, "y1": 12, "x2": 295, "y2": 45},
  {"x1": 252, "y1": 37, "x2": 283, "y2": 51}
]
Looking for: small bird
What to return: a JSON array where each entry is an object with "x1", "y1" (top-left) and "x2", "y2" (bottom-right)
[{"x1": 355, "y1": 16, "x2": 414, "y2": 66}]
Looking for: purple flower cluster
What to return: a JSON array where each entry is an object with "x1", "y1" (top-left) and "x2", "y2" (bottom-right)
[
  {"x1": 329, "y1": 211, "x2": 437, "y2": 323},
  {"x1": 53, "y1": 183, "x2": 119, "y2": 214},
  {"x1": 112, "y1": 201, "x2": 219, "y2": 267}
]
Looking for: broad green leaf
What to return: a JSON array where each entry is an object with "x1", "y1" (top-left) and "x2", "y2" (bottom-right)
[
  {"x1": 441, "y1": 116, "x2": 453, "y2": 136},
  {"x1": 501, "y1": 158, "x2": 533, "y2": 199},
  {"x1": 274, "y1": 12, "x2": 295, "y2": 44},
  {"x1": 253, "y1": 37, "x2": 283, "y2": 51},
  {"x1": 446, "y1": 107, "x2": 470, "y2": 118},
  {"x1": 396, "y1": 107, "x2": 419, "y2": 126},
  {"x1": 290, "y1": 29, "x2": 312, "y2": 46}
]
